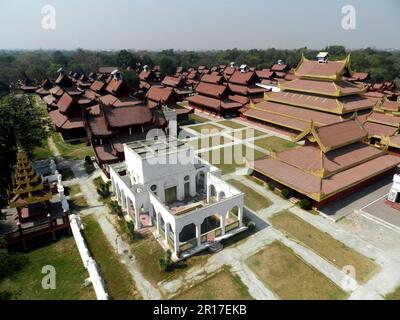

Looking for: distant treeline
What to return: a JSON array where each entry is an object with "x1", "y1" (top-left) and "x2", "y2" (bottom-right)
[{"x1": 1, "y1": 45, "x2": 399, "y2": 95}]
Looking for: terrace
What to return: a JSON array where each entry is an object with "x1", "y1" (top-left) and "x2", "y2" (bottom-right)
[{"x1": 109, "y1": 137, "x2": 247, "y2": 259}]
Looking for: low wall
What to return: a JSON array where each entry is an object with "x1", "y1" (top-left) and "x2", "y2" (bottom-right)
[{"x1": 69, "y1": 214, "x2": 109, "y2": 300}]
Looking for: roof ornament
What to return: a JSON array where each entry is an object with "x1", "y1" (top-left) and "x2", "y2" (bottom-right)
[{"x1": 316, "y1": 52, "x2": 329, "y2": 63}]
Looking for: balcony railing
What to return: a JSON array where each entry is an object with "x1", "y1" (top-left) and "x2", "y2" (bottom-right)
[
  {"x1": 225, "y1": 221, "x2": 239, "y2": 233},
  {"x1": 179, "y1": 238, "x2": 198, "y2": 252},
  {"x1": 200, "y1": 227, "x2": 222, "y2": 243}
]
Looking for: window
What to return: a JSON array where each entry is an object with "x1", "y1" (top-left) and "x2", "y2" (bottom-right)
[
  {"x1": 184, "y1": 175, "x2": 190, "y2": 181},
  {"x1": 150, "y1": 184, "x2": 157, "y2": 191}
]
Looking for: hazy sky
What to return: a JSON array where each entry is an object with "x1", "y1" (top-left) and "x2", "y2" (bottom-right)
[{"x1": 0, "y1": 0, "x2": 399, "y2": 50}]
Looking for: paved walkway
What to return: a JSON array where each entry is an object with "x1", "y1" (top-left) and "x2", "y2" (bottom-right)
[
  {"x1": 51, "y1": 123, "x2": 400, "y2": 300},
  {"x1": 158, "y1": 171, "x2": 400, "y2": 300},
  {"x1": 51, "y1": 141, "x2": 163, "y2": 300}
]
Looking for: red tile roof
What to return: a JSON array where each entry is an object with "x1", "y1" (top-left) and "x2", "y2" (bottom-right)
[
  {"x1": 162, "y1": 76, "x2": 184, "y2": 88},
  {"x1": 266, "y1": 91, "x2": 374, "y2": 114},
  {"x1": 195, "y1": 82, "x2": 228, "y2": 98},
  {"x1": 48, "y1": 109, "x2": 84, "y2": 130},
  {"x1": 363, "y1": 121, "x2": 398, "y2": 137},
  {"x1": 367, "y1": 112, "x2": 400, "y2": 127},
  {"x1": 228, "y1": 70, "x2": 257, "y2": 85},
  {"x1": 271, "y1": 64, "x2": 288, "y2": 72},
  {"x1": 201, "y1": 74, "x2": 224, "y2": 84},
  {"x1": 87, "y1": 115, "x2": 113, "y2": 137},
  {"x1": 146, "y1": 86, "x2": 174, "y2": 104},
  {"x1": 280, "y1": 79, "x2": 365, "y2": 97},
  {"x1": 103, "y1": 105, "x2": 152, "y2": 128},
  {"x1": 57, "y1": 92, "x2": 74, "y2": 113},
  {"x1": 313, "y1": 119, "x2": 367, "y2": 151},
  {"x1": 296, "y1": 59, "x2": 347, "y2": 79}
]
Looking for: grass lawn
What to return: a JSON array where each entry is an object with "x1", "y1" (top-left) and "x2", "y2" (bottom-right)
[
  {"x1": 269, "y1": 211, "x2": 378, "y2": 283},
  {"x1": 188, "y1": 113, "x2": 210, "y2": 123},
  {"x1": 189, "y1": 123, "x2": 225, "y2": 134},
  {"x1": 58, "y1": 167, "x2": 75, "y2": 180},
  {"x1": 200, "y1": 144, "x2": 265, "y2": 175},
  {"x1": 227, "y1": 179, "x2": 271, "y2": 211},
  {"x1": 65, "y1": 184, "x2": 82, "y2": 197},
  {"x1": 32, "y1": 138, "x2": 53, "y2": 160},
  {"x1": 246, "y1": 241, "x2": 347, "y2": 300},
  {"x1": 0, "y1": 237, "x2": 95, "y2": 300},
  {"x1": 173, "y1": 267, "x2": 253, "y2": 300},
  {"x1": 52, "y1": 133, "x2": 94, "y2": 160},
  {"x1": 253, "y1": 136, "x2": 297, "y2": 153},
  {"x1": 186, "y1": 135, "x2": 232, "y2": 150},
  {"x1": 69, "y1": 195, "x2": 89, "y2": 211},
  {"x1": 129, "y1": 232, "x2": 210, "y2": 285},
  {"x1": 217, "y1": 120, "x2": 246, "y2": 129},
  {"x1": 245, "y1": 175, "x2": 266, "y2": 186},
  {"x1": 229, "y1": 128, "x2": 266, "y2": 140},
  {"x1": 385, "y1": 286, "x2": 400, "y2": 300},
  {"x1": 82, "y1": 216, "x2": 141, "y2": 300}
]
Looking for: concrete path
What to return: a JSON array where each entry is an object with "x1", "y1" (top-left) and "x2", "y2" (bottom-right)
[
  {"x1": 157, "y1": 159, "x2": 394, "y2": 300},
  {"x1": 97, "y1": 214, "x2": 162, "y2": 300},
  {"x1": 48, "y1": 135, "x2": 60, "y2": 157},
  {"x1": 52, "y1": 121, "x2": 400, "y2": 300},
  {"x1": 60, "y1": 156, "x2": 163, "y2": 300}
]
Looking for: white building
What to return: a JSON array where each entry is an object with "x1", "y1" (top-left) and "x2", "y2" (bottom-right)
[
  {"x1": 109, "y1": 137, "x2": 246, "y2": 259},
  {"x1": 388, "y1": 173, "x2": 400, "y2": 203}
]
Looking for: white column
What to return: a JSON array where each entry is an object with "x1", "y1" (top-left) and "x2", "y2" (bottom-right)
[
  {"x1": 220, "y1": 215, "x2": 226, "y2": 236},
  {"x1": 173, "y1": 226, "x2": 180, "y2": 256},
  {"x1": 134, "y1": 205, "x2": 140, "y2": 230},
  {"x1": 177, "y1": 181, "x2": 184, "y2": 201},
  {"x1": 156, "y1": 212, "x2": 160, "y2": 236},
  {"x1": 190, "y1": 174, "x2": 196, "y2": 197},
  {"x1": 165, "y1": 223, "x2": 170, "y2": 245},
  {"x1": 195, "y1": 223, "x2": 202, "y2": 246},
  {"x1": 238, "y1": 207, "x2": 243, "y2": 227},
  {"x1": 121, "y1": 196, "x2": 127, "y2": 211}
]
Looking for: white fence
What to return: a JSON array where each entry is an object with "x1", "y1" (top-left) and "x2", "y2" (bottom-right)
[{"x1": 69, "y1": 214, "x2": 109, "y2": 300}]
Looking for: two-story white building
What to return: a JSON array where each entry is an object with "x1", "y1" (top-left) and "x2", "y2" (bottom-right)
[{"x1": 109, "y1": 137, "x2": 246, "y2": 259}]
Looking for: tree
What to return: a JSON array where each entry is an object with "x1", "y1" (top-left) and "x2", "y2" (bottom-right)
[
  {"x1": 117, "y1": 50, "x2": 138, "y2": 69},
  {"x1": 159, "y1": 249, "x2": 173, "y2": 272},
  {"x1": 97, "y1": 181, "x2": 111, "y2": 199},
  {"x1": 121, "y1": 70, "x2": 139, "y2": 92},
  {"x1": 108, "y1": 200, "x2": 123, "y2": 218},
  {"x1": 159, "y1": 56, "x2": 176, "y2": 79},
  {"x1": 0, "y1": 94, "x2": 50, "y2": 169},
  {"x1": 46, "y1": 63, "x2": 62, "y2": 79}
]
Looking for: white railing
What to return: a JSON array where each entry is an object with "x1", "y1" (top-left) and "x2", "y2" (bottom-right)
[{"x1": 69, "y1": 214, "x2": 109, "y2": 300}]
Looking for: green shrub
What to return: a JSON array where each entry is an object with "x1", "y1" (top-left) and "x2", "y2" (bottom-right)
[
  {"x1": 247, "y1": 221, "x2": 256, "y2": 230},
  {"x1": 97, "y1": 181, "x2": 111, "y2": 199},
  {"x1": 126, "y1": 221, "x2": 135, "y2": 241},
  {"x1": 299, "y1": 198, "x2": 312, "y2": 210},
  {"x1": 267, "y1": 182, "x2": 275, "y2": 191},
  {"x1": 108, "y1": 200, "x2": 124, "y2": 218},
  {"x1": 281, "y1": 188, "x2": 291, "y2": 199},
  {"x1": 84, "y1": 155, "x2": 92, "y2": 164},
  {"x1": 159, "y1": 250, "x2": 173, "y2": 272},
  {"x1": 0, "y1": 252, "x2": 28, "y2": 281}
]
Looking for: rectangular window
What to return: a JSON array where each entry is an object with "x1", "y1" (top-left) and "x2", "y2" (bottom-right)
[
  {"x1": 184, "y1": 182, "x2": 190, "y2": 199},
  {"x1": 165, "y1": 186, "x2": 177, "y2": 204}
]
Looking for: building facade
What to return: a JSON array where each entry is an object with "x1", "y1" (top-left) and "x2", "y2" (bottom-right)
[{"x1": 109, "y1": 137, "x2": 246, "y2": 259}]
